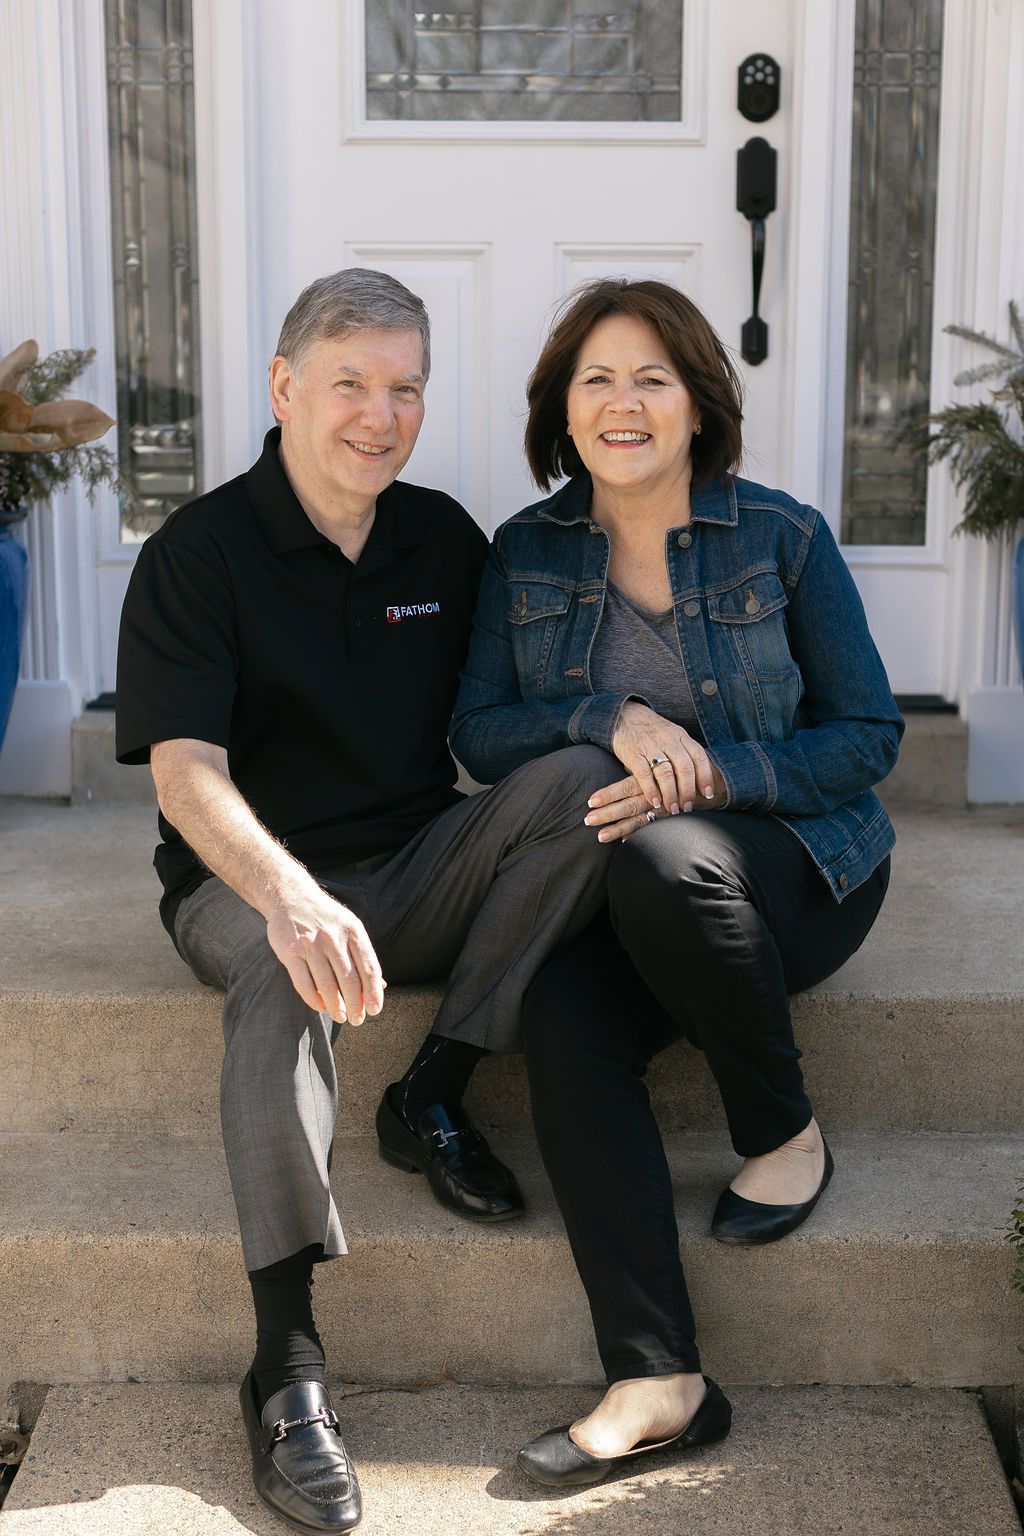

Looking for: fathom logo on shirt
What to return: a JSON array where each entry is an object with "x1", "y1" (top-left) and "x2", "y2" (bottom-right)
[{"x1": 386, "y1": 602, "x2": 441, "y2": 623}]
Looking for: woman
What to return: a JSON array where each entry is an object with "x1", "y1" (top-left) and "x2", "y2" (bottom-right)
[{"x1": 449, "y1": 279, "x2": 902, "y2": 1487}]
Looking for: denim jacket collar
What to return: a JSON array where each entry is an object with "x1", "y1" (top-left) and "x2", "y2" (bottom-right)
[{"x1": 534, "y1": 471, "x2": 739, "y2": 530}]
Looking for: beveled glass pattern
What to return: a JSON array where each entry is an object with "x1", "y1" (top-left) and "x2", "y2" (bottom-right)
[
  {"x1": 841, "y1": 0, "x2": 943, "y2": 546},
  {"x1": 105, "y1": 0, "x2": 202, "y2": 541},
  {"x1": 365, "y1": 2, "x2": 683, "y2": 123}
]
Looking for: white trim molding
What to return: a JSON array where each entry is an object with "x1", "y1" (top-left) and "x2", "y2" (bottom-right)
[{"x1": 193, "y1": 0, "x2": 266, "y2": 490}]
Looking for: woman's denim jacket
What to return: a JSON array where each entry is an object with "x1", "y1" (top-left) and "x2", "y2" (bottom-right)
[{"x1": 450, "y1": 472, "x2": 903, "y2": 901}]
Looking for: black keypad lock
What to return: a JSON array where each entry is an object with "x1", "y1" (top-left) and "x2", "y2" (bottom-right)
[{"x1": 738, "y1": 54, "x2": 780, "y2": 122}]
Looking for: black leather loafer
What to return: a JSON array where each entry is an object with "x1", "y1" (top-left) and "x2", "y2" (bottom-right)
[
  {"x1": 240, "y1": 1369, "x2": 361, "y2": 1533},
  {"x1": 711, "y1": 1140, "x2": 835, "y2": 1246},
  {"x1": 376, "y1": 1084, "x2": 524, "y2": 1222},
  {"x1": 517, "y1": 1376, "x2": 732, "y2": 1489}
]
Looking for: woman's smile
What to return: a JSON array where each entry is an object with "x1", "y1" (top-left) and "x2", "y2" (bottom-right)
[{"x1": 598, "y1": 430, "x2": 652, "y2": 447}]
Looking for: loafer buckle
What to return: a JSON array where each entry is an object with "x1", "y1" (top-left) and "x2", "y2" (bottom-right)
[
  {"x1": 431, "y1": 1127, "x2": 463, "y2": 1149},
  {"x1": 270, "y1": 1406, "x2": 339, "y2": 1443}
]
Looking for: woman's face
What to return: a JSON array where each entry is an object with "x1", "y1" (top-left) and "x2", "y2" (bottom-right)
[{"x1": 565, "y1": 313, "x2": 700, "y2": 497}]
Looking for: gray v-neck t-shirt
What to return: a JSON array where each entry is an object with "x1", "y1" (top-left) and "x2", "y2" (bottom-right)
[{"x1": 589, "y1": 581, "x2": 704, "y2": 740}]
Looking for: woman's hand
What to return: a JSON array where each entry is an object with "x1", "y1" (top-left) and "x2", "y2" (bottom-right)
[
  {"x1": 585, "y1": 766, "x2": 727, "y2": 842},
  {"x1": 610, "y1": 702, "x2": 718, "y2": 816}
]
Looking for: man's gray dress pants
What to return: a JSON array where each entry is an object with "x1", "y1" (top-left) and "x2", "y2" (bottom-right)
[{"x1": 173, "y1": 745, "x2": 617, "y2": 1271}]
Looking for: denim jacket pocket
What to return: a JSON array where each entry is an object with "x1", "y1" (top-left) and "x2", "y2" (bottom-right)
[
  {"x1": 506, "y1": 577, "x2": 574, "y2": 689},
  {"x1": 707, "y1": 569, "x2": 802, "y2": 741},
  {"x1": 707, "y1": 569, "x2": 795, "y2": 680}
]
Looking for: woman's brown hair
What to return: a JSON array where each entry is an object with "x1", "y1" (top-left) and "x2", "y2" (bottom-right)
[{"x1": 525, "y1": 278, "x2": 744, "y2": 492}]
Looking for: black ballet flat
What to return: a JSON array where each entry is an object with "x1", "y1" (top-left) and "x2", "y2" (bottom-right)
[
  {"x1": 711, "y1": 1140, "x2": 835, "y2": 1246},
  {"x1": 516, "y1": 1376, "x2": 731, "y2": 1489}
]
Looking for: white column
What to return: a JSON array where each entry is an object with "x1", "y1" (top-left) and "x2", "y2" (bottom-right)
[
  {"x1": 0, "y1": 0, "x2": 116, "y2": 794},
  {"x1": 957, "y1": 0, "x2": 1024, "y2": 800}
]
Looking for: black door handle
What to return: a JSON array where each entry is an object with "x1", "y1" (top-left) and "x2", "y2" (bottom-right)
[{"x1": 736, "y1": 136, "x2": 777, "y2": 366}]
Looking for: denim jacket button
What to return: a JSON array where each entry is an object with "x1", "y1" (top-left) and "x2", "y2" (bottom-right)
[
  {"x1": 565, "y1": 667, "x2": 585, "y2": 677},
  {"x1": 683, "y1": 600, "x2": 701, "y2": 618},
  {"x1": 700, "y1": 679, "x2": 718, "y2": 697},
  {"x1": 676, "y1": 530, "x2": 693, "y2": 549},
  {"x1": 839, "y1": 873, "x2": 849, "y2": 889},
  {"x1": 745, "y1": 596, "x2": 762, "y2": 615}
]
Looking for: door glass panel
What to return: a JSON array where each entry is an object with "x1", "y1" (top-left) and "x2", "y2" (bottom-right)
[
  {"x1": 841, "y1": 0, "x2": 943, "y2": 546},
  {"x1": 105, "y1": 0, "x2": 202, "y2": 542},
  {"x1": 365, "y1": 2, "x2": 684, "y2": 123}
]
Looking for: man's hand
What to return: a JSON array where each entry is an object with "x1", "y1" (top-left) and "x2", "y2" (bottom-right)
[
  {"x1": 266, "y1": 889, "x2": 386, "y2": 1027},
  {"x1": 610, "y1": 702, "x2": 719, "y2": 815}
]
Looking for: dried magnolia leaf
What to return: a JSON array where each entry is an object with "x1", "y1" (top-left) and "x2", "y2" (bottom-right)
[
  {"x1": 0, "y1": 429, "x2": 67, "y2": 452},
  {"x1": 0, "y1": 340, "x2": 39, "y2": 393},
  {"x1": 29, "y1": 399, "x2": 115, "y2": 447},
  {"x1": 0, "y1": 390, "x2": 33, "y2": 432}
]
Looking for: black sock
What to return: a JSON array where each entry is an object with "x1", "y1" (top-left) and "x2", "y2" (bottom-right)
[
  {"x1": 248, "y1": 1243, "x2": 327, "y2": 1409},
  {"x1": 395, "y1": 1032, "x2": 486, "y2": 1128}
]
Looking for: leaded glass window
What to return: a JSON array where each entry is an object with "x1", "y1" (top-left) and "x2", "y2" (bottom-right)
[
  {"x1": 105, "y1": 0, "x2": 202, "y2": 542},
  {"x1": 840, "y1": 0, "x2": 943, "y2": 546},
  {"x1": 366, "y1": 2, "x2": 684, "y2": 123}
]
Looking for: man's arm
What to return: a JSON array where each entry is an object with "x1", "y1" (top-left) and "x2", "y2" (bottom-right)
[{"x1": 151, "y1": 738, "x2": 385, "y2": 1027}]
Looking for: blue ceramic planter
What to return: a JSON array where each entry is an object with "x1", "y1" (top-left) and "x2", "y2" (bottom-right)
[{"x1": 0, "y1": 509, "x2": 29, "y2": 751}]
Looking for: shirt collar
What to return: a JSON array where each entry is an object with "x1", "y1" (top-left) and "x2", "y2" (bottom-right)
[
  {"x1": 535, "y1": 471, "x2": 738, "y2": 529},
  {"x1": 245, "y1": 426, "x2": 427, "y2": 556}
]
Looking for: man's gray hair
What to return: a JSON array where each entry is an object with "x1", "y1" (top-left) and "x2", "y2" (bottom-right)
[{"x1": 276, "y1": 268, "x2": 431, "y2": 377}]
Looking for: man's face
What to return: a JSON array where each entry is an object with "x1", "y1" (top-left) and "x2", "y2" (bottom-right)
[{"x1": 271, "y1": 328, "x2": 426, "y2": 509}]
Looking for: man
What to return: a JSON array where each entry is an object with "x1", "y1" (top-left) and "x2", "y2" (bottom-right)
[{"x1": 115, "y1": 269, "x2": 614, "y2": 1533}]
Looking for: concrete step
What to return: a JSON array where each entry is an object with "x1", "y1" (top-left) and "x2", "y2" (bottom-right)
[
  {"x1": 3, "y1": 1382, "x2": 1019, "y2": 1536},
  {"x1": 3, "y1": 1128, "x2": 1020, "y2": 1389},
  {"x1": 69, "y1": 710, "x2": 155, "y2": 808},
  {"x1": 878, "y1": 710, "x2": 968, "y2": 810},
  {"x1": 2, "y1": 798, "x2": 1022, "y2": 1137}
]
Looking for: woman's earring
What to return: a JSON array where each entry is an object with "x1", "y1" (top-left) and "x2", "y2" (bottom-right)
[
  {"x1": 566, "y1": 425, "x2": 573, "y2": 436},
  {"x1": 694, "y1": 423, "x2": 702, "y2": 436}
]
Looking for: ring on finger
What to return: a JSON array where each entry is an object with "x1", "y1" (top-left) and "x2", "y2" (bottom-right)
[
  {"x1": 649, "y1": 754, "x2": 670, "y2": 768},
  {"x1": 644, "y1": 808, "x2": 657, "y2": 824}
]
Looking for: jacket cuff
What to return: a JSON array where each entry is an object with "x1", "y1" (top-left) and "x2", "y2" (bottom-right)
[
  {"x1": 710, "y1": 740, "x2": 778, "y2": 811},
  {"x1": 568, "y1": 691, "x2": 650, "y2": 753}
]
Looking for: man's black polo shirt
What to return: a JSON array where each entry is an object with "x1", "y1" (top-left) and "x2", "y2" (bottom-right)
[{"x1": 116, "y1": 427, "x2": 488, "y2": 937}]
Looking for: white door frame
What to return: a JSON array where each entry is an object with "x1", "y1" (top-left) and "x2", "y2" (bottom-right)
[{"x1": 783, "y1": 0, "x2": 1023, "y2": 743}]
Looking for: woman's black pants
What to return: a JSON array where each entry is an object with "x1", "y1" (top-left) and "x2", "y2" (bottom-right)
[{"x1": 522, "y1": 811, "x2": 890, "y2": 1385}]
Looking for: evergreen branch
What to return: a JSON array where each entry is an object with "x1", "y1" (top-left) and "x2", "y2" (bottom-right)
[
  {"x1": 21, "y1": 347, "x2": 97, "y2": 406},
  {"x1": 943, "y1": 322, "x2": 1019, "y2": 359},
  {"x1": 953, "y1": 359, "x2": 1024, "y2": 389},
  {"x1": 0, "y1": 443, "x2": 140, "y2": 522},
  {"x1": 1010, "y1": 299, "x2": 1024, "y2": 356},
  {"x1": 896, "y1": 399, "x2": 1024, "y2": 540}
]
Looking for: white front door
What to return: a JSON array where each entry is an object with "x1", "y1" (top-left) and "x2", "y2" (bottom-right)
[
  {"x1": 215, "y1": 0, "x2": 798, "y2": 538},
  {"x1": 96, "y1": 0, "x2": 965, "y2": 701}
]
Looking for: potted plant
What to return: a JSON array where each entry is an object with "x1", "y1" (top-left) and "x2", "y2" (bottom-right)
[
  {"x1": 0, "y1": 340, "x2": 133, "y2": 751},
  {"x1": 904, "y1": 301, "x2": 1024, "y2": 680}
]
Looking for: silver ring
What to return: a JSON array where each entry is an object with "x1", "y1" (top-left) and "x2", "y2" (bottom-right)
[
  {"x1": 649, "y1": 754, "x2": 669, "y2": 768},
  {"x1": 645, "y1": 808, "x2": 657, "y2": 824}
]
